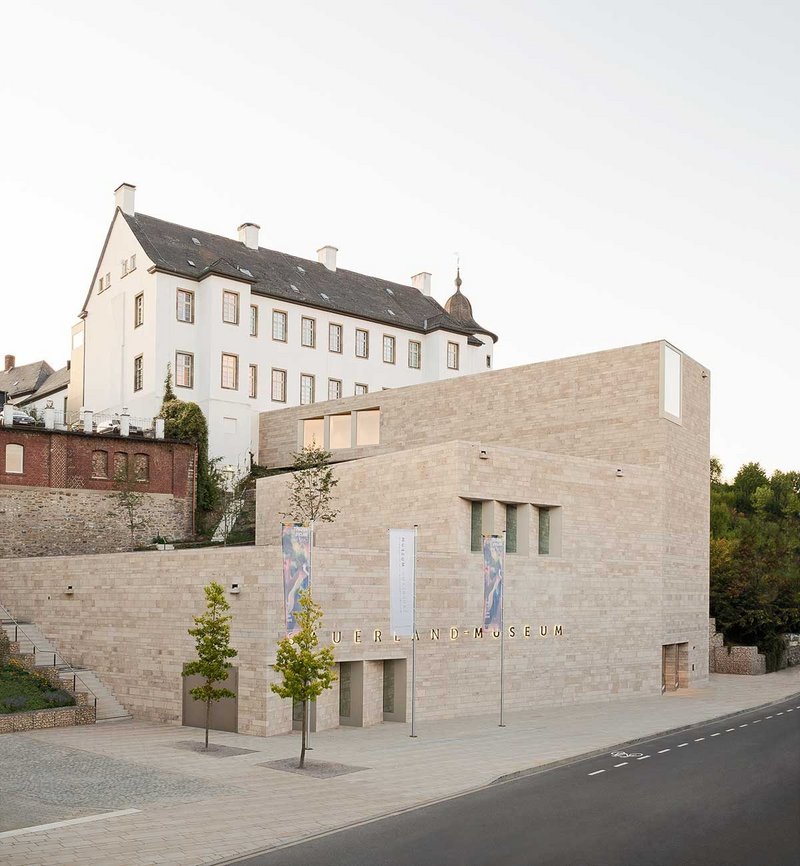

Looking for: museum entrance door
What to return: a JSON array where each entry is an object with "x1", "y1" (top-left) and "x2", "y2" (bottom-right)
[{"x1": 661, "y1": 643, "x2": 688, "y2": 692}]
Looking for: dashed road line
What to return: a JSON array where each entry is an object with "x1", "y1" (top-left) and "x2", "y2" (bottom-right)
[
  {"x1": 725, "y1": 728, "x2": 735, "y2": 732},
  {"x1": 787, "y1": 709, "x2": 793, "y2": 713},
  {"x1": 694, "y1": 737, "x2": 705, "y2": 742},
  {"x1": 776, "y1": 712, "x2": 784, "y2": 716},
  {"x1": 739, "y1": 724, "x2": 748, "y2": 728},
  {"x1": 753, "y1": 719, "x2": 762, "y2": 724},
  {"x1": 658, "y1": 749, "x2": 670, "y2": 754},
  {"x1": 677, "y1": 743, "x2": 688, "y2": 748},
  {"x1": 613, "y1": 762, "x2": 628, "y2": 768},
  {"x1": 588, "y1": 770, "x2": 605, "y2": 776},
  {"x1": 766, "y1": 715, "x2": 773, "y2": 719},
  {"x1": 711, "y1": 732, "x2": 721, "y2": 737},
  {"x1": 637, "y1": 755, "x2": 650, "y2": 761}
]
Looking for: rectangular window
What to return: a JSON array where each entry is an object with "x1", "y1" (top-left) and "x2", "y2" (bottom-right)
[
  {"x1": 329, "y1": 323, "x2": 343, "y2": 353},
  {"x1": 133, "y1": 355, "x2": 143, "y2": 392},
  {"x1": 301, "y1": 316, "x2": 316, "y2": 348},
  {"x1": 330, "y1": 413, "x2": 351, "y2": 449},
  {"x1": 471, "y1": 501, "x2": 483, "y2": 552},
  {"x1": 175, "y1": 352, "x2": 194, "y2": 388},
  {"x1": 129, "y1": 254, "x2": 136, "y2": 272},
  {"x1": 133, "y1": 453, "x2": 149, "y2": 482},
  {"x1": 98, "y1": 276, "x2": 104, "y2": 292},
  {"x1": 249, "y1": 364, "x2": 258, "y2": 399},
  {"x1": 221, "y1": 353, "x2": 238, "y2": 390},
  {"x1": 662, "y1": 344, "x2": 682, "y2": 420},
  {"x1": 303, "y1": 418, "x2": 324, "y2": 448},
  {"x1": 113, "y1": 452, "x2": 128, "y2": 480},
  {"x1": 272, "y1": 310, "x2": 288, "y2": 341},
  {"x1": 486, "y1": 355, "x2": 492, "y2": 368},
  {"x1": 328, "y1": 378, "x2": 342, "y2": 401},
  {"x1": 250, "y1": 305, "x2": 258, "y2": 336},
  {"x1": 222, "y1": 291, "x2": 239, "y2": 324},
  {"x1": 5, "y1": 444, "x2": 23, "y2": 474},
  {"x1": 121, "y1": 258, "x2": 128, "y2": 277},
  {"x1": 538, "y1": 507, "x2": 551, "y2": 555},
  {"x1": 354, "y1": 383, "x2": 368, "y2": 396},
  {"x1": 355, "y1": 328, "x2": 369, "y2": 358},
  {"x1": 134, "y1": 292, "x2": 144, "y2": 328},
  {"x1": 271, "y1": 368, "x2": 287, "y2": 402},
  {"x1": 91, "y1": 450, "x2": 108, "y2": 479},
  {"x1": 355, "y1": 409, "x2": 380, "y2": 446},
  {"x1": 105, "y1": 271, "x2": 111, "y2": 287},
  {"x1": 408, "y1": 340, "x2": 421, "y2": 369},
  {"x1": 300, "y1": 373, "x2": 315, "y2": 405},
  {"x1": 382, "y1": 335, "x2": 396, "y2": 364},
  {"x1": 506, "y1": 505, "x2": 518, "y2": 554},
  {"x1": 447, "y1": 341, "x2": 460, "y2": 370},
  {"x1": 177, "y1": 289, "x2": 195, "y2": 323}
]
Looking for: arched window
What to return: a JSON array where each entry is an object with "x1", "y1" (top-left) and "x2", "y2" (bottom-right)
[
  {"x1": 4, "y1": 444, "x2": 23, "y2": 474},
  {"x1": 133, "y1": 453, "x2": 150, "y2": 482},
  {"x1": 91, "y1": 450, "x2": 109, "y2": 479}
]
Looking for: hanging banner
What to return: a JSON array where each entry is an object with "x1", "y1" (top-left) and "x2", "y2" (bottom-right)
[
  {"x1": 483, "y1": 535, "x2": 504, "y2": 632},
  {"x1": 389, "y1": 528, "x2": 415, "y2": 636},
  {"x1": 282, "y1": 523, "x2": 311, "y2": 636}
]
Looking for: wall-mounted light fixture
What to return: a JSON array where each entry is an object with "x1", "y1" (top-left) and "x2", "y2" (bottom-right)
[
  {"x1": 65, "y1": 585, "x2": 74, "y2": 595},
  {"x1": 615, "y1": 468, "x2": 624, "y2": 478},
  {"x1": 229, "y1": 582, "x2": 241, "y2": 595},
  {"x1": 479, "y1": 449, "x2": 489, "y2": 460}
]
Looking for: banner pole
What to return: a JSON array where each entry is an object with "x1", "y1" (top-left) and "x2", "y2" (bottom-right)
[
  {"x1": 306, "y1": 519, "x2": 314, "y2": 750},
  {"x1": 410, "y1": 525, "x2": 418, "y2": 738},
  {"x1": 499, "y1": 530, "x2": 506, "y2": 728}
]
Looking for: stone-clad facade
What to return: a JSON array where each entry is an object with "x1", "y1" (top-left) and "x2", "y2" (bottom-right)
[{"x1": 0, "y1": 340, "x2": 710, "y2": 736}]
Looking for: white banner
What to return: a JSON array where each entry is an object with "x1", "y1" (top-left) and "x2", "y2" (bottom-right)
[{"x1": 389, "y1": 528, "x2": 416, "y2": 637}]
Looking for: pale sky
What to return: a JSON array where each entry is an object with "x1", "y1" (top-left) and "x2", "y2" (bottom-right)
[{"x1": 1, "y1": 1, "x2": 797, "y2": 478}]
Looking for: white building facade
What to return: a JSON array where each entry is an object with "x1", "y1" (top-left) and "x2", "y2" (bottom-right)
[{"x1": 71, "y1": 184, "x2": 497, "y2": 467}]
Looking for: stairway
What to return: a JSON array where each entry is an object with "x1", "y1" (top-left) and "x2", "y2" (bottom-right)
[{"x1": 1, "y1": 619, "x2": 131, "y2": 721}]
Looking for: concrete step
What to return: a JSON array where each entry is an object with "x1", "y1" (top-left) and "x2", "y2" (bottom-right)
[{"x1": 67, "y1": 669, "x2": 129, "y2": 721}]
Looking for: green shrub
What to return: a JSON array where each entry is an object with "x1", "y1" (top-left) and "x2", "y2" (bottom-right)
[{"x1": 0, "y1": 629, "x2": 10, "y2": 666}]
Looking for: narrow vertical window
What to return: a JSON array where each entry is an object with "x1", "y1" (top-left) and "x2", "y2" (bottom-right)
[
  {"x1": 5, "y1": 444, "x2": 24, "y2": 474},
  {"x1": 355, "y1": 328, "x2": 369, "y2": 358},
  {"x1": 300, "y1": 374, "x2": 315, "y2": 405},
  {"x1": 129, "y1": 254, "x2": 136, "y2": 271},
  {"x1": 113, "y1": 452, "x2": 128, "y2": 480},
  {"x1": 271, "y1": 368, "x2": 287, "y2": 402},
  {"x1": 250, "y1": 305, "x2": 258, "y2": 336},
  {"x1": 134, "y1": 453, "x2": 149, "y2": 481},
  {"x1": 470, "y1": 501, "x2": 483, "y2": 552},
  {"x1": 538, "y1": 507, "x2": 551, "y2": 555},
  {"x1": 134, "y1": 293, "x2": 144, "y2": 328},
  {"x1": 301, "y1": 317, "x2": 316, "y2": 348},
  {"x1": 91, "y1": 450, "x2": 108, "y2": 479},
  {"x1": 447, "y1": 341, "x2": 460, "y2": 370},
  {"x1": 105, "y1": 271, "x2": 111, "y2": 287},
  {"x1": 176, "y1": 289, "x2": 195, "y2": 323},
  {"x1": 221, "y1": 353, "x2": 238, "y2": 389},
  {"x1": 486, "y1": 355, "x2": 492, "y2": 368},
  {"x1": 222, "y1": 291, "x2": 239, "y2": 324},
  {"x1": 408, "y1": 340, "x2": 421, "y2": 369},
  {"x1": 329, "y1": 323, "x2": 343, "y2": 353},
  {"x1": 133, "y1": 355, "x2": 143, "y2": 391},
  {"x1": 505, "y1": 504, "x2": 518, "y2": 554},
  {"x1": 382, "y1": 335, "x2": 396, "y2": 364},
  {"x1": 121, "y1": 258, "x2": 128, "y2": 277},
  {"x1": 249, "y1": 364, "x2": 258, "y2": 399},
  {"x1": 662, "y1": 344, "x2": 682, "y2": 420},
  {"x1": 175, "y1": 352, "x2": 194, "y2": 388}
]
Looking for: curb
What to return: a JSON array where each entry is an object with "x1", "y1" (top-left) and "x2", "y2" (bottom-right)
[{"x1": 205, "y1": 690, "x2": 800, "y2": 866}]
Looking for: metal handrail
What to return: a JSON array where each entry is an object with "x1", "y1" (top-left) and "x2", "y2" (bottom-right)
[{"x1": 0, "y1": 601, "x2": 98, "y2": 711}]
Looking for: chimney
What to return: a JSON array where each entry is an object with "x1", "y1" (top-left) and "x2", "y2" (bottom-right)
[
  {"x1": 411, "y1": 272, "x2": 432, "y2": 296},
  {"x1": 238, "y1": 223, "x2": 260, "y2": 250},
  {"x1": 317, "y1": 245, "x2": 338, "y2": 272},
  {"x1": 114, "y1": 182, "x2": 136, "y2": 215},
  {"x1": 4, "y1": 355, "x2": 14, "y2": 372}
]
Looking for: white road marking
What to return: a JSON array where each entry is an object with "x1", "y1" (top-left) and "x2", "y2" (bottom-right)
[
  {"x1": 677, "y1": 743, "x2": 689, "y2": 748},
  {"x1": 753, "y1": 719, "x2": 762, "y2": 723},
  {"x1": 766, "y1": 716, "x2": 773, "y2": 719},
  {"x1": 776, "y1": 712, "x2": 784, "y2": 716},
  {"x1": 588, "y1": 770, "x2": 605, "y2": 776},
  {"x1": 725, "y1": 728, "x2": 735, "y2": 732},
  {"x1": 787, "y1": 709, "x2": 793, "y2": 713},
  {"x1": 739, "y1": 724, "x2": 748, "y2": 728},
  {"x1": 658, "y1": 748, "x2": 671, "y2": 753},
  {"x1": 711, "y1": 732, "x2": 721, "y2": 737},
  {"x1": 637, "y1": 755, "x2": 650, "y2": 761},
  {"x1": 694, "y1": 737, "x2": 705, "y2": 741},
  {"x1": 614, "y1": 762, "x2": 628, "y2": 768},
  {"x1": 0, "y1": 809, "x2": 140, "y2": 840}
]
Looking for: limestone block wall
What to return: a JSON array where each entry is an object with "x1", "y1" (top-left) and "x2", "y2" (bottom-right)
[
  {"x1": 0, "y1": 486, "x2": 193, "y2": 558},
  {"x1": 259, "y1": 341, "x2": 696, "y2": 470}
]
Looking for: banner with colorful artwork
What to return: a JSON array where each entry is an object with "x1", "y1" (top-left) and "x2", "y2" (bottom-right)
[
  {"x1": 389, "y1": 528, "x2": 415, "y2": 636},
  {"x1": 483, "y1": 535, "x2": 504, "y2": 632},
  {"x1": 282, "y1": 523, "x2": 311, "y2": 636}
]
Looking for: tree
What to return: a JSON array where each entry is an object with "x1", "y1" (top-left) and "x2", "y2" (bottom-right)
[
  {"x1": 732, "y1": 462, "x2": 769, "y2": 513},
  {"x1": 271, "y1": 590, "x2": 337, "y2": 768},
  {"x1": 215, "y1": 464, "x2": 249, "y2": 545},
  {"x1": 113, "y1": 464, "x2": 147, "y2": 550},
  {"x1": 182, "y1": 581, "x2": 238, "y2": 750},
  {"x1": 283, "y1": 443, "x2": 340, "y2": 526},
  {"x1": 710, "y1": 456, "x2": 723, "y2": 485}
]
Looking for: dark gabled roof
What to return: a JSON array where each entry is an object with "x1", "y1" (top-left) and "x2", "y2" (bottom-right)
[
  {"x1": 0, "y1": 360, "x2": 53, "y2": 400},
  {"x1": 118, "y1": 211, "x2": 495, "y2": 340},
  {"x1": 19, "y1": 366, "x2": 70, "y2": 405}
]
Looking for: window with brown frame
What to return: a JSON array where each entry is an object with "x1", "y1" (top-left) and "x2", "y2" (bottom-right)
[{"x1": 221, "y1": 353, "x2": 239, "y2": 389}]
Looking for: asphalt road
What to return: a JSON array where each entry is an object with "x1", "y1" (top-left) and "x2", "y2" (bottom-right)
[{"x1": 234, "y1": 695, "x2": 800, "y2": 866}]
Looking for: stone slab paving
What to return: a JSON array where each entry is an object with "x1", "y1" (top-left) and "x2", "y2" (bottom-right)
[{"x1": 1, "y1": 668, "x2": 799, "y2": 866}]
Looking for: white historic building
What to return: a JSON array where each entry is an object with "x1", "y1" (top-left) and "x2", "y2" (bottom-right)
[{"x1": 70, "y1": 183, "x2": 497, "y2": 467}]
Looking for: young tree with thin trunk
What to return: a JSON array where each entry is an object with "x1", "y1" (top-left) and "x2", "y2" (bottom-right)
[
  {"x1": 271, "y1": 590, "x2": 336, "y2": 768},
  {"x1": 113, "y1": 465, "x2": 147, "y2": 550},
  {"x1": 183, "y1": 581, "x2": 238, "y2": 750},
  {"x1": 282, "y1": 443, "x2": 340, "y2": 525}
]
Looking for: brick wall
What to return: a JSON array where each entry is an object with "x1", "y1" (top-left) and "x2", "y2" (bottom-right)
[{"x1": 0, "y1": 428, "x2": 195, "y2": 557}]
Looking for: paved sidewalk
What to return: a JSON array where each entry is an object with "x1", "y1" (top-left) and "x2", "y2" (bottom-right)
[{"x1": 1, "y1": 668, "x2": 799, "y2": 866}]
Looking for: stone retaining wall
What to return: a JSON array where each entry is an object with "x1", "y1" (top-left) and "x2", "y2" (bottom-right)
[
  {"x1": 708, "y1": 618, "x2": 766, "y2": 675},
  {"x1": 0, "y1": 704, "x2": 95, "y2": 734}
]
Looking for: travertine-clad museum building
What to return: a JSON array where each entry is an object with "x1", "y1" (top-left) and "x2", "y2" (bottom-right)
[{"x1": 0, "y1": 340, "x2": 710, "y2": 736}]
